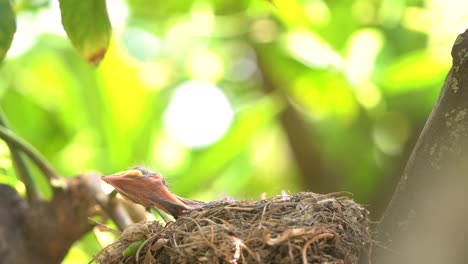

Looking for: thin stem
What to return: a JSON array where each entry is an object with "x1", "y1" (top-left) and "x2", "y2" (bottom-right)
[
  {"x1": 0, "y1": 110, "x2": 39, "y2": 202},
  {"x1": 95, "y1": 193, "x2": 133, "y2": 231},
  {"x1": 0, "y1": 126, "x2": 60, "y2": 182}
]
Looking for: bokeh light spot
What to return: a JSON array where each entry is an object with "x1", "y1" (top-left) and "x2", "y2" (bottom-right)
[
  {"x1": 187, "y1": 50, "x2": 223, "y2": 82},
  {"x1": 286, "y1": 30, "x2": 343, "y2": 69},
  {"x1": 121, "y1": 27, "x2": 162, "y2": 61},
  {"x1": 354, "y1": 81, "x2": 382, "y2": 110},
  {"x1": 226, "y1": 57, "x2": 257, "y2": 82},
  {"x1": 163, "y1": 81, "x2": 234, "y2": 148},
  {"x1": 304, "y1": 0, "x2": 331, "y2": 26},
  {"x1": 345, "y1": 28, "x2": 383, "y2": 85},
  {"x1": 250, "y1": 19, "x2": 280, "y2": 43},
  {"x1": 152, "y1": 133, "x2": 188, "y2": 173},
  {"x1": 138, "y1": 61, "x2": 171, "y2": 90}
]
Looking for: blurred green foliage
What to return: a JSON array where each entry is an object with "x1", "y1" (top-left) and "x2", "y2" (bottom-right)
[{"x1": 0, "y1": 0, "x2": 466, "y2": 262}]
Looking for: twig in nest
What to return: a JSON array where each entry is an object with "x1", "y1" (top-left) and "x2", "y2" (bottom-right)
[
  {"x1": 301, "y1": 233, "x2": 335, "y2": 264},
  {"x1": 231, "y1": 236, "x2": 260, "y2": 263},
  {"x1": 180, "y1": 216, "x2": 231, "y2": 259},
  {"x1": 263, "y1": 226, "x2": 322, "y2": 246}
]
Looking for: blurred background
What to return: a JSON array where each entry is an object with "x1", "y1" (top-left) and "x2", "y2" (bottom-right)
[{"x1": 0, "y1": 0, "x2": 467, "y2": 261}]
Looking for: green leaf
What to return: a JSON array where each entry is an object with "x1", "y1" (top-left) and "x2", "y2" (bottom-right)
[
  {"x1": 0, "y1": 0, "x2": 16, "y2": 62},
  {"x1": 379, "y1": 50, "x2": 450, "y2": 94},
  {"x1": 58, "y1": 0, "x2": 111, "y2": 66},
  {"x1": 122, "y1": 240, "x2": 145, "y2": 257}
]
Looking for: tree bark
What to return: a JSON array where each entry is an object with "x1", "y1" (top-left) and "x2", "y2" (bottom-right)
[
  {"x1": 0, "y1": 173, "x2": 104, "y2": 264},
  {"x1": 371, "y1": 28, "x2": 468, "y2": 263}
]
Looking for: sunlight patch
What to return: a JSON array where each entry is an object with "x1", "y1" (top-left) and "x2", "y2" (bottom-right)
[{"x1": 163, "y1": 81, "x2": 234, "y2": 148}]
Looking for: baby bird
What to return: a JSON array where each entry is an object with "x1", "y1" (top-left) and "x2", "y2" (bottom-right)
[{"x1": 102, "y1": 167, "x2": 205, "y2": 219}]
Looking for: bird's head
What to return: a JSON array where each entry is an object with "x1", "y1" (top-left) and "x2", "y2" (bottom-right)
[{"x1": 102, "y1": 167, "x2": 187, "y2": 218}]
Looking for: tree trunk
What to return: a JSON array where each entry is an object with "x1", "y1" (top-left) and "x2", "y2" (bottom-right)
[{"x1": 371, "y1": 28, "x2": 468, "y2": 263}]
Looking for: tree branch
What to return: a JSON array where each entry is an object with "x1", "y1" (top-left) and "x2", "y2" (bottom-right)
[
  {"x1": 0, "y1": 110, "x2": 39, "y2": 202},
  {"x1": 0, "y1": 126, "x2": 60, "y2": 182}
]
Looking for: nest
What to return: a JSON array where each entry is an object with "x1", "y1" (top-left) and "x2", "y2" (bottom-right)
[{"x1": 95, "y1": 192, "x2": 370, "y2": 264}]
